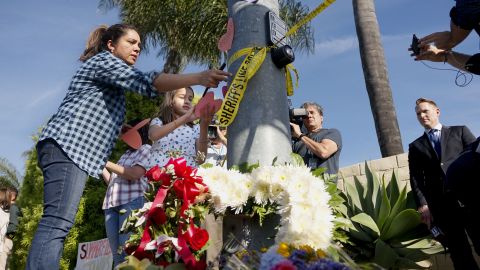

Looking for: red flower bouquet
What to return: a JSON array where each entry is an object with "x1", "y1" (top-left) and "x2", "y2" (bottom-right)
[{"x1": 120, "y1": 158, "x2": 211, "y2": 269}]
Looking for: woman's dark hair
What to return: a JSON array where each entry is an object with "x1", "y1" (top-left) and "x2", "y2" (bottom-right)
[
  {"x1": 79, "y1": 24, "x2": 139, "y2": 62},
  {"x1": 0, "y1": 188, "x2": 11, "y2": 211}
]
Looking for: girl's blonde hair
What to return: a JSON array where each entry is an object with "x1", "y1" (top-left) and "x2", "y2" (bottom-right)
[{"x1": 157, "y1": 87, "x2": 194, "y2": 125}]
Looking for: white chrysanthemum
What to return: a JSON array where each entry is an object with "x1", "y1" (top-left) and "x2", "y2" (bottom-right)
[
  {"x1": 250, "y1": 166, "x2": 275, "y2": 204},
  {"x1": 273, "y1": 166, "x2": 334, "y2": 250},
  {"x1": 198, "y1": 166, "x2": 251, "y2": 213},
  {"x1": 200, "y1": 164, "x2": 334, "y2": 250}
]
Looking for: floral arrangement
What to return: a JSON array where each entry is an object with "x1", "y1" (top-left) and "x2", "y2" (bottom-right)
[
  {"x1": 225, "y1": 242, "x2": 353, "y2": 270},
  {"x1": 119, "y1": 158, "x2": 211, "y2": 270},
  {"x1": 197, "y1": 164, "x2": 335, "y2": 250}
]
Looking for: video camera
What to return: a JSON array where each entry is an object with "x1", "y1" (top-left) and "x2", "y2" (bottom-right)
[
  {"x1": 208, "y1": 122, "x2": 227, "y2": 140},
  {"x1": 289, "y1": 107, "x2": 308, "y2": 126},
  {"x1": 208, "y1": 125, "x2": 218, "y2": 140}
]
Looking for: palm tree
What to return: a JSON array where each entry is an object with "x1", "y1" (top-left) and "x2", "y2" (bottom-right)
[
  {"x1": 0, "y1": 157, "x2": 21, "y2": 188},
  {"x1": 98, "y1": 0, "x2": 314, "y2": 73},
  {"x1": 352, "y1": 0, "x2": 404, "y2": 157}
]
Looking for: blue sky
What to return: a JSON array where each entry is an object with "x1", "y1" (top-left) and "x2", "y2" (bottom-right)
[{"x1": 1, "y1": 0, "x2": 479, "y2": 177}]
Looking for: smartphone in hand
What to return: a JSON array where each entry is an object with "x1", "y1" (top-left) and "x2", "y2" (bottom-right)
[{"x1": 411, "y1": 34, "x2": 420, "y2": 55}]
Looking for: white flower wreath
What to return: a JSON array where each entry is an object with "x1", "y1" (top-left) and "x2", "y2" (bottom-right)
[{"x1": 197, "y1": 165, "x2": 334, "y2": 250}]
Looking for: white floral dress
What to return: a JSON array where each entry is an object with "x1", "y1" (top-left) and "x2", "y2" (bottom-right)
[{"x1": 148, "y1": 117, "x2": 200, "y2": 168}]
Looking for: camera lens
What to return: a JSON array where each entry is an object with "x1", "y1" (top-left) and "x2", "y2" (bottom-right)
[{"x1": 208, "y1": 125, "x2": 217, "y2": 139}]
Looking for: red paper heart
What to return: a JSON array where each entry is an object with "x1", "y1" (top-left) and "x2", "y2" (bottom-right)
[
  {"x1": 120, "y1": 118, "x2": 150, "y2": 149},
  {"x1": 222, "y1": 86, "x2": 228, "y2": 98},
  {"x1": 195, "y1": 92, "x2": 223, "y2": 117},
  {"x1": 218, "y1": 18, "x2": 234, "y2": 52}
]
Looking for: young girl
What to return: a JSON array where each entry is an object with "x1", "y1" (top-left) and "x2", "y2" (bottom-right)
[
  {"x1": 28, "y1": 23, "x2": 229, "y2": 269},
  {"x1": 102, "y1": 119, "x2": 150, "y2": 267},
  {"x1": 148, "y1": 87, "x2": 215, "y2": 168}
]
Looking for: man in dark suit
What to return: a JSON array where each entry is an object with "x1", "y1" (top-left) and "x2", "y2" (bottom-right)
[{"x1": 409, "y1": 97, "x2": 477, "y2": 270}]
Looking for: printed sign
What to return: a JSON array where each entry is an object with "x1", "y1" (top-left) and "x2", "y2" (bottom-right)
[{"x1": 75, "y1": 238, "x2": 112, "y2": 270}]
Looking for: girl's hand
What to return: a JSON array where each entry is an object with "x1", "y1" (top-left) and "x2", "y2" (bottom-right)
[
  {"x1": 199, "y1": 103, "x2": 216, "y2": 123},
  {"x1": 184, "y1": 106, "x2": 199, "y2": 123}
]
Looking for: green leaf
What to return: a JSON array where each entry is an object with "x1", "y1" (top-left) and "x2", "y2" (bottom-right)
[
  {"x1": 344, "y1": 181, "x2": 363, "y2": 216},
  {"x1": 374, "y1": 239, "x2": 398, "y2": 269},
  {"x1": 353, "y1": 176, "x2": 369, "y2": 215},
  {"x1": 376, "y1": 178, "x2": 391, "y2": 231},
  {"x1": 364, "y1": 163, "x2": 380, "y2": 219},
  {"x1": 311, "y1": 167, "x2": 327, "y2": 177},
  {"x1": 406, "y1": 191, "x2": 418, "y2": 210},
  {"x1": 200, "y1": 163, "x2": 213, "y2": 169},
  {"x1": 396, "y1": 247, "x2": 431, "y2": 262},
  {"x1": 390, "y1": 185, "x2": 408, "y2": 217},
  {"x1": 349, "y1": 224, "x2": 375, "y2": 242},
  {"x1": 382, "y1": 209, "x2": 421, "y2": 241},
  {"x1": 351, "y1": 213, "x2": 380, "y2": 237},
  {"x1": 381, "y1": 185, "x2": 408, "y2": 236},
  {"x1": 271, "y1": 156, "x2": 278, "y2": 166},
  {"x1": 387, "y1": 172, "x2": 400, "y2": 206},
  {"x1": 290, "y1": 152, "x2": 305, "y2": 166},
  {"x1": 395, "y1": 257, "x2": 430, "y2": 269}
]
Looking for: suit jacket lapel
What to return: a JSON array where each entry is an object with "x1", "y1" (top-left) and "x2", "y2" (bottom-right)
[
  {"x1": 418, "y1": 133, "x2": 438, "y2": 160},
  {"x1": 440, "y1": 126, "x2": 450, "y2": 161}
]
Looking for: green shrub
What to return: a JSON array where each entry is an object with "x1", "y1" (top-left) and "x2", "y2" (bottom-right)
[{"x1": 339, "y1": 163, "x2": 442, "y2": 269}]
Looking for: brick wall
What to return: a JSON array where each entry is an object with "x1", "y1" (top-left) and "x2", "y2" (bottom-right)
[{"x1": 337, "y1": 153, "x2": 410, "y2": 192}]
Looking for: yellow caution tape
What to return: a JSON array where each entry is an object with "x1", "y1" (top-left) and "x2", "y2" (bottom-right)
[
  {"x1": 246, "y1": 47, "x2": 267, "y2": 79},
  {"x1": 219, "y1": 0, "x2": 335, "y2": 124},
  {"x1": 218, "y1": 48, "x2": 257, "y2": 127},
  {"x1": 285, "y1": 63, "x2": 299, "y2": 96},
  {"x1": 283, "y1": 0, "x2": 336, "y2": 41}
]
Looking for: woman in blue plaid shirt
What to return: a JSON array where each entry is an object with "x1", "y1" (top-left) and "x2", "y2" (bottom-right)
[{"x1": 27, "y1": 24, "x2": 229, "y2": 270}]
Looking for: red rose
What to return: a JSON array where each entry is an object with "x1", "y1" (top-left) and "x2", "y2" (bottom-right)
[
  {"x1": 149, "y1": 205, "x2": 167, "y2": 226},
  {"x1": 145, "y1": 165, "x2": 171, "y2": 186},
  {"x1": 187, "y1": 227, "x2": 209, "y2": 251},
  {"x1": 145, "y1": 165, "x2": 162, "y2": 181}
]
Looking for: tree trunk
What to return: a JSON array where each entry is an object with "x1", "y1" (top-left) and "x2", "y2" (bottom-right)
[
  {"x1": 162, "y1": 48, "x2": 186, "y2": 74},
  {"x1": 226, "y1": 0, "x2": 292, "y2": 167},
  {"x1": 353, "y1": 0, "x2": 404, "y2": 157}
]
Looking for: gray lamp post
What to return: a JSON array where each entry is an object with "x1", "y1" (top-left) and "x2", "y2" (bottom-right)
[
  {"x1": 222, "y1": 0, "x2": 289, "y2": 255},
  {"x1": 226, "y1": 0, "x2": 292, "y2": 168}
]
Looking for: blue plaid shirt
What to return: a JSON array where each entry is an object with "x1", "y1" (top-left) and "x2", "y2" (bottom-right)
[{"x1": 40, "y1": 51, "x2": 158, "y2": 177}]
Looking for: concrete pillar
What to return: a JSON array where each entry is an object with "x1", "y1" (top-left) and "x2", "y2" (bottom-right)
[{"x1": 226, "y1": 0, "x2": 292, "y2": 168}]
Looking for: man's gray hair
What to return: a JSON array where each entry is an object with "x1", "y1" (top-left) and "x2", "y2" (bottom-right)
[{"x1": 302, "y1": 102, "x2": 323, "y2": 116}]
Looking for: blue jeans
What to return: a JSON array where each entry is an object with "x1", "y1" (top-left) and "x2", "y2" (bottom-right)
[
  {"x1": 105, "y1": 196, "x2": 144, "y2": 267},
  {"x1": 27, "y1": 139, "x2": 88, "y2": 270}
]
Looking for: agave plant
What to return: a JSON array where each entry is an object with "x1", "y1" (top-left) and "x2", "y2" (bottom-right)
[{"x1": 338, "y1": 163, "x2": 442, "y2": 269}]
